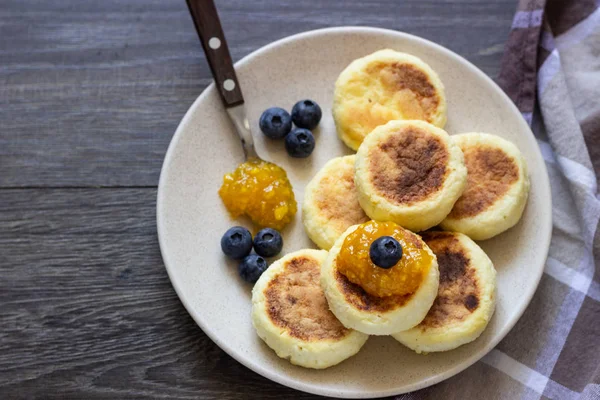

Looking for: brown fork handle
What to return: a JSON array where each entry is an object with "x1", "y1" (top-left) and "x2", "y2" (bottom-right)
[{"x1": 186, "y1": 0, "x2": 244, "y2": 108}]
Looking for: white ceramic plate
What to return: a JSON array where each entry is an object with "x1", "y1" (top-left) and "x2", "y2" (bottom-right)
[{"x1": 157, "y1": 27, "x2": 551, "y2": 398}]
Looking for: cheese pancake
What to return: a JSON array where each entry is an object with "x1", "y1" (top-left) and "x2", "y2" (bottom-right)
[
  {"x1": 392, "y1": 231, "x2": 496, "y2": 353},
  {"x1": 321, "y1": 225, "x2": 439, "y2": 335},
  {"x1": 303, "y1": 155, "x2": 370, "y2": 250},
  {"x1": 355, "y1": 120, "x2": 467, "y2": 232},
  {"x1": 333, "y1": 49, "x2": 447, "y2": 150},
  {"x1": 252, "y1": 249, "x2": 368, "y2": 369},
  {"x1": 441, "y1": 133, "x2": 530, "y2": 240}
]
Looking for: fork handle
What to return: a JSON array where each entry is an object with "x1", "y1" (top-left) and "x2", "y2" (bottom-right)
[{"x1": 186, "y1": 0, "x2": 244, "y2": 108}]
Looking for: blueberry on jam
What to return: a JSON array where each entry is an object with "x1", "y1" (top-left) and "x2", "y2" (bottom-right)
[{"x1": 369, "y1": 236, "x2": 403, "y2": 269}]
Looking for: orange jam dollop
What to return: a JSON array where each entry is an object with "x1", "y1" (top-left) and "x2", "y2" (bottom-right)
[
  {"x1": 219, "y1": 159, "x2": 297, "y2": 230},
  {"x1": 337, "y1": 221, "x2": 432, "y2": 297}
]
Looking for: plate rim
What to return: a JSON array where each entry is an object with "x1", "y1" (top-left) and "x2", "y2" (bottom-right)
[{"x1": 156, "y1": 26, "x2": 552, "y2": 398}]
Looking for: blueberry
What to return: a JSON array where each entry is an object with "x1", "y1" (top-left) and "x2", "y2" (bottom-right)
[
  {"x1": 369, "y1": 236, "x2": 403, "y2": 269},
  {"x1": 291, "y1": 99, "x2": 322, "y2": 130},
  {"x1": 285, "y1": 128, "x2": 315, "y2": 158},
  {"x1": 259, "y1": 107, "x2": 292, "y2": 139},
  {"x1": 220, "y1": 226, "x2": 253, "y2": 259},
  {"x1": 253, "y1": 228, "x2": 283, "y2": 257},
  {"x1": 238, "y1": 254, "x2": 268, "y2": 283}
]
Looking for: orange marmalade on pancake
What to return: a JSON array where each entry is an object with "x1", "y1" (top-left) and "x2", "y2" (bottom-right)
[
  {"x1": 219, "y1": 159, "x2": 297, "y2": 230},
  {"x1": 337, "y1": 221, "x2": 432, "y2": 297}
]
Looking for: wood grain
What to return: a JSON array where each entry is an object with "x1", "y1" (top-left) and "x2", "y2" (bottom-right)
[
  {"x1": 0, "y1": 0, "x2": 517, "y2": 398},
  {"x1": 0, "y1": 0, "x2": 515, "y2": 187},
  {"x1": 0, "y1": 189, "x2": 325, "y2": 399}
]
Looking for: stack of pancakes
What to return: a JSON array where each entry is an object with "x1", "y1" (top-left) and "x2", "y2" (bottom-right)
[{"x1": 252, "y1": 49, "x2": 530, "y2": 369}]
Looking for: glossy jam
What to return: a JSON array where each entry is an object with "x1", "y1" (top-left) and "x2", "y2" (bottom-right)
[
  {"x1": 337, "y1": 221, "x2": 432, "y2": 297},
  {"x1": 219, "y1": 159, "x2": 297, "y2": 230}
]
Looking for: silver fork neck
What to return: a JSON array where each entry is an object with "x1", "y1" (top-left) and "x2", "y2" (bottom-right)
[{"x1": 226, "y1": 104, "x2": 258, "y2": 160}]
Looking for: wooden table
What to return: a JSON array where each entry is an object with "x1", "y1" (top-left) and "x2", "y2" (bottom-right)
[{"x1": 0, "y1": 0, "x2": 516, "y2": 398}]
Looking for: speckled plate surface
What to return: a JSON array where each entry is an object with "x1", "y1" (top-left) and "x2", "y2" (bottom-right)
[{"x1": 157, "y1": 27, "x2": 551, "y2": 398}]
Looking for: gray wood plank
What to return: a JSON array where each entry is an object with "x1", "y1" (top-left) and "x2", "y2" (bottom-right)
[
  {"x1": 0, "y1": 188, "x2": 327, "y2": 399},
  {"x1": 0, "y1": 0, "x2": 516, "y2": 187}
]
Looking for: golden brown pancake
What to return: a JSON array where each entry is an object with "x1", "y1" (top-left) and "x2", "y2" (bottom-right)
[
  {"x1": 252, "y1": 249, "x2": 368, "y2": 369},
  {"x1": 265, "y1": 255, "x2": 350, "y2": 341},
  {"x1": 440, "y1": 133, "x2": 530, "y2": 240},
  {"x1": 368, "y1": 125, "x2": 449, "y2": 205},
  {"x1": 354, "y1": 120, "x2": 467, "y2": 232},
  {"x1": 303, "y1": 156, "x2": 369, "y2": 250},
  {"x1": 418, "y1": 231, "x2": 481, "y2": 328},
  {"x1": 333, "y1": 49, "x2": 447, "y2": 150},
  {"x1": 366, "y1": 60, "x2": 441, "y2": 124},
  {"x1": 313, "y1": 166, "x2": 368, "y2": 232},
  {"x1": 321, "y1": 224, "x2": 440, "y2": 335},
  {"x1": 448, "y1": 146, "x2": 519, "y2": 219},
  {"x1": 392, "y1": 231, "x2": 496, "y2": 353}
]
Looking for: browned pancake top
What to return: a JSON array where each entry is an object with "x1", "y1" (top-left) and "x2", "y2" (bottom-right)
[
  {"x1": 369, "y1": 62, "x2": 440, "y2": 123},
  {"x1": 334, "y1": 270, "x2": 413, "y2": 313},
  {"x1": 314, "y1": 160, "x2": 370, "y2": 232},
  {"x1": 368, "y1": 127, "x2": 449, "y2": 205},
  {"x1": 265, "y1": 256, "x2": 351, "y2": 341},
  {"x1": 418, "y1": 231, "x2": 480, "y2": 329},
  {"x1": 449, "y1": 145, "x2": 519, "y2": 219}
]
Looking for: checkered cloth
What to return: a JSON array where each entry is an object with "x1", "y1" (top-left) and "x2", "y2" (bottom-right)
[{"x1": 400, "y1": 1, "x2": 600, "y2": 399}]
